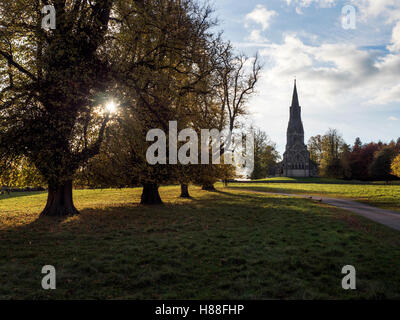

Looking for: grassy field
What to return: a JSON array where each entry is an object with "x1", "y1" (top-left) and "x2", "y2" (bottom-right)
[
  {"x1": 252, "y1": 177, "x2": 365, "y2": 184},
  {"x1": 1, "y1": 186, "x2": 400, "y2": 299},
  {"x1": 230, "y1": 179, "x2": 400, "y2": 212}
]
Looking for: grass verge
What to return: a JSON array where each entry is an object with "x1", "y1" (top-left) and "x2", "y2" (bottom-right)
[{"x1": 229, "y1": 181, "x2": 400, "y2": 212}]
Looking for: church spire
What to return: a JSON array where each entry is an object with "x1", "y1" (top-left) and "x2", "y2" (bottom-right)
[
  {"x1": 292, "y1": 79, "x2": 299, "y2": 107},
  {"x1": 287, "y1": 79, "x2": 304, "y2": 140}
]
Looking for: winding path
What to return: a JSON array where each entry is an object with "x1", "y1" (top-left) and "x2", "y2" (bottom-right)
[{"x1": 236, "y1": 189, "x2": 400, "y2": 232}]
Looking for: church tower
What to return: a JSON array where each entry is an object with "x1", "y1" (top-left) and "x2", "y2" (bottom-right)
[
  {"x1": 286, "y1": 80, "x2": 305, "y2": 149},
  {"x1": 277, "y1": 81, "x2": 318, "y2": 177}
]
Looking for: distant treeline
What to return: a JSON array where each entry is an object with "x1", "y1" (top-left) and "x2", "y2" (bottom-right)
[{"x1": 308, "y1": 129, "x2": 400, "y2": 182}]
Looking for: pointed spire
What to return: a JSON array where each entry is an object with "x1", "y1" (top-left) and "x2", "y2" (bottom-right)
[{"x1": 292, "y1": 79, "x2": 299, "y2": 107}]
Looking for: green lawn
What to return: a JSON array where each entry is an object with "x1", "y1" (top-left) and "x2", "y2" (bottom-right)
[
  {"x1": 253, "y1": 177, "x2": 364, "y2": 184},
  {"x1": 230, "y1": 180, "x2": 400, "y2": 212},
  {"x1": 1, "y1": 186, "x2": 400, "y2": 299}
]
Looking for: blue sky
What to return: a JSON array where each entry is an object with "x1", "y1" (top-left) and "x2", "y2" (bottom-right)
[{"x1": 210, "y1": 0, "x2": 400, "y2": 154}]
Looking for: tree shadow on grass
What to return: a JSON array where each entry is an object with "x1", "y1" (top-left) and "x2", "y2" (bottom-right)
[
  {"x1": 0, "y1": 191, "x2": 46, "y2": 201},
  {"x1": 227, "y1": 185, "x2": 340, "y2": 197},
  {"x1": 213, "y1": 188, "x2": 292, "y2": 201},
  {"x1": 3, "y1": 189, "x2": 305, "y2": 237}
]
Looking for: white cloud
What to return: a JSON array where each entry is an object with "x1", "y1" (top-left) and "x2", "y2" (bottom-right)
[
  {"x1": 388, "y1": 22, "x2": 400, "y2": 52},
  {"x1": 282, "y1": 0, "x2": 337, "y2": 12},
  {"x1": 258, "y1": 34, "x2": 400, "y2": 104},
  {"x1": 371, "y1": 83, "x2": 400, "y2": 105},
  {"x1": 351, "y1": 0, "x2": 400, "y2": 24},
  {"x1": 246, "y1": 30, "x2": 269, "y2": 43},
  {"x1": 245, "y1": 5, "x2": 277, "y2": 31},
  {"x1": 388, "y1": 116, "x2": 399, "y2": 121},
  {"x1": 284, "y1": 0, "x2": 400, "y2": 22}
]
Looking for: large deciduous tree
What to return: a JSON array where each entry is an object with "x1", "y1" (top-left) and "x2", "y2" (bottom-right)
[
  {"x1": 348, "y1": 141, "x2": 380, "y2": 180},
  {"x1": 250, "y1": 128, "x2": 279, "y2": 180},
  {"x1": 0, "y1": 0, "x2": 118, "y2": 216},
  {"x1": 308, "y1": 134, "x2": 322, "y2": 167},
  {"x1": 369, "y1": 146, "x2": 397, "y2": 183},
  {"x1": 199, "y1": 48, "x2": 261, "y2": 190},
  {"x1": 110, "y1": 0, "x2": 220, "y2": 204},
  {"x1": 318, "y1": 129, "x2": 350, "y2": 179}
]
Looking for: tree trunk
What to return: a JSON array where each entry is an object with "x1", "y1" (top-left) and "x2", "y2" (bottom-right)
[
  {"x1": 40, "y1": 180, "x2": 79, "y2": 217},
  {"x1": 180, "y1": 184, "x2": 191, "y2": 198},
  {"x1": 141, "y1": 183, "x2": 163, "y2": 205},
  {"x1": 202, "y1": 183, "x2": 216, "y2": 191}
]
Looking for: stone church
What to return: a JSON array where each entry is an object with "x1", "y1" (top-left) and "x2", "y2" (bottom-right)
[{"x1": 274, "y1": 81, "x2": 318, "y2": 177}]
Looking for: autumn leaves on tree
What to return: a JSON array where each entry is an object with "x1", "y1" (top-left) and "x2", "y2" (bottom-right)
[
  {"x1": 308, "y1": 131, "x2": 400, "y2": 181},
  {"x1": 0, "y1": 0, "x2": 260, "y2": 215}
]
